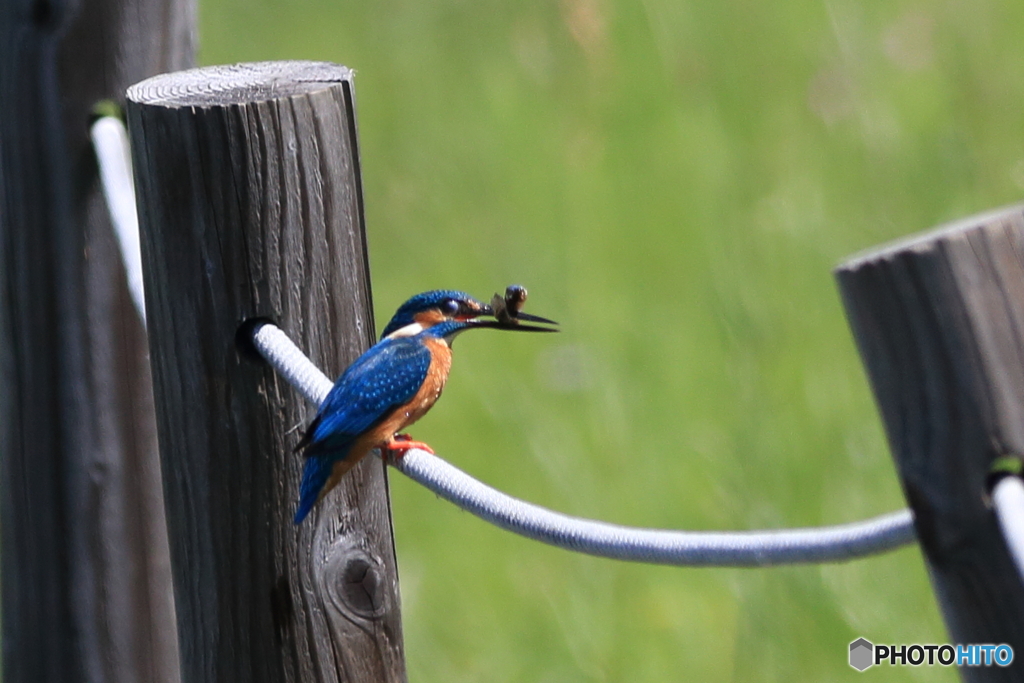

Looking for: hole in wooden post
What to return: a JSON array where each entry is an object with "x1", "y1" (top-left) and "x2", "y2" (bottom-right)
[
  {"x1": 236, "y1": 316, "x2": 277, "y2": 363},
  {"x1": 986, "y1": 454, "x2": 1024, "y2": 505}
]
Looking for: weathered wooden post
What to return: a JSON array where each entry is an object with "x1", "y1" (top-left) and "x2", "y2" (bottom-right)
[
  {"x1": 126, "y1": 61, "x2": 406, "y2": 682},
  {"x1": 837, "y1": 204, "x2": 1024, "y2": 680},
  {"x1": 0, "y1": 0, "x2": 190, "y2": 680}
]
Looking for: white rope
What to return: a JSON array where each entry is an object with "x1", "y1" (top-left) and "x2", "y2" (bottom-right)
[
  {"x1": 91, "y1": 116, "x2": 146, "y2": 325},
  {"x1": 993, "y1": 476, "x2": 1024, "y2": 581},
  {"x1": 93, "y1": 118, "x2": 917, "y2": 566},
  {"x1": 252, "y1": 323, "x2": 333, "y2": 405},
  {"x1": 251, "y1": 321, "x2": 917, "y2": 566}
]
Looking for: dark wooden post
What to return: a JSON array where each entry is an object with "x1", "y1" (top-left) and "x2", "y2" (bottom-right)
[
  {"x1": 0, "y1": 0, "x2": 190, "y2": 681},
  {"x1": 126, "y1": 61, "x2": 407, "y2": 683},
  {"x1": 837, "y1": 204, "x2": 1024, "y2": 680}
]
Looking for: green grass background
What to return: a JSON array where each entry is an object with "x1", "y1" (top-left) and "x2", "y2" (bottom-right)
[{"x1": 202, "y1": 1, "x2": 1024, "y2": 680}]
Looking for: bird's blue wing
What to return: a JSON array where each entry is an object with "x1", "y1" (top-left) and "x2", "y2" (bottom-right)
[
  {"x1": 294, "y1": 338, "x2": 432, "y2": 524},
  {"x1": 299, "y1": 337, "x2": 433, "y2": 456}
]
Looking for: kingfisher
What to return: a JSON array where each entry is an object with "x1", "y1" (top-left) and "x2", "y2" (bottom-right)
[{"x1": 293, "y1": 288, "x2": 557, "y2": 523}]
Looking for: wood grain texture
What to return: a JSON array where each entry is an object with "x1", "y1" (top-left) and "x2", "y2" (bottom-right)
[
  {"x1": 126, "y1": 62, "x2": 407, "y2": 683},
  {"x1": 837, "y1": 204, "x2": 1024, "y2": 681},
  {"x1": 0, "y1": 0, "x2": 191, "y2": 681}
]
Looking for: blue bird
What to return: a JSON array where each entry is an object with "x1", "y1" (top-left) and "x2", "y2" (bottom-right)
[{"x1": 294, "y1": 288, "x2": 557, "y2": 523}]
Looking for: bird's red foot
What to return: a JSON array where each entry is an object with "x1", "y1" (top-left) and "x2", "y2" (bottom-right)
[{"x1": 385, "y1": 434, "x2": 435, "y2": 458}]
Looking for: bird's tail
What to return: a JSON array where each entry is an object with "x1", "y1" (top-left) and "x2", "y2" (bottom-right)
[
  {"x1": 293, "y1": 454, "x2": 359, "y2": 524},
  {"x1": 294, "y1": 457, "x2": 334, "y2": 524}
]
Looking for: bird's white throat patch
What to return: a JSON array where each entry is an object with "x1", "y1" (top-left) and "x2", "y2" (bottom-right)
[{"x1": 386, "y1": 322, "x2": 424, "y2": 339}]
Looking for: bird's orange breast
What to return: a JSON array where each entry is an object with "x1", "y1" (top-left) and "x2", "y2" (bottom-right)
[
  {"x1": 386, "y1": 336, "x2": 452, "y2": 431},
  {"x1": 346, "y1": 337, "x2": 452, "y2": 463}
]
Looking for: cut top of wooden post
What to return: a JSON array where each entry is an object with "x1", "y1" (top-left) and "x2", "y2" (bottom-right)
[
  {"x1": 838, "y1": 203, "x2": 1024, "y2": 461},
  {"x1": 128, "y1": 61, "x2": 354, "y2": 106}
]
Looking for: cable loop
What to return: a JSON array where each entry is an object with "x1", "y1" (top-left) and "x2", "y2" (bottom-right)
[{"x1": 251, "y1": 320, "x2": 917, "y2": 567}]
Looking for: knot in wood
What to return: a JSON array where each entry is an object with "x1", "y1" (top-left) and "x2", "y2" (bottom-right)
[
  {"x1": 342, "y1": 556, "x2": 383, "y2": 615},
  {"x1": 321, "y1": 546, "x2": 389, "y2": 620}
]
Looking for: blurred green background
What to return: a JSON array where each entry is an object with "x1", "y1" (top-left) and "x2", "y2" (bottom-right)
[{"x1": 202, "y1": 1, "x2": 1023, "y2": 680}]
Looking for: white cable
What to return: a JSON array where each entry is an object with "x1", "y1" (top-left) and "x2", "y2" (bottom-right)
[
  {"x1": 252, "y1": 323, "x2": 333, "y2": 405},
  {"x1": 250, "y1": 321, "x2": 917, "y2": 566},
  {"x1": 993, "y1": 476, "x2": 1024, "y2": 581},
  {"x1": 393, "y1": 451, "x2": 914, "y2": 565},
  {"x1": 91, "y1": 116, "x2": 146, "y2": 325},
  {"x1": 96, "y1": 106, "x2": 917, "y2": 565}
]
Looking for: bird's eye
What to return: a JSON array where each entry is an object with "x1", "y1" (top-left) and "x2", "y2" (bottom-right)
[{"x1": 441, "y1": 299, "x2": 460, "y2": 316}]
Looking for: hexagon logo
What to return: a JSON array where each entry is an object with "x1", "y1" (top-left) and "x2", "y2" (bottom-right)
[{"x1": 850, "y1": 638, "x2": 874, "y2": 671}]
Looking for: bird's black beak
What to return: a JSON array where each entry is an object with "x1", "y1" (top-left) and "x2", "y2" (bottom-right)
[
  {"x1": 469, "y1": 318, "x2": 559, "y2": 332},
  {"x1": 513, "y1": 311, "x2": 559, "y2": 325},
  {"x1": 472, "y1": 303, "x2": 559, "y2": 332}
]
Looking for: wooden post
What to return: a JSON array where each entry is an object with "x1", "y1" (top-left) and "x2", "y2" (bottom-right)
[
  {"x1": 836, "y1": 204, "x2": 1024, "y2": 680},
  {"x1": 126, "y1": 62, "x2": 407, "y2": 683},
  {"x1": 0, "y1": 0, "x2": 190, "y2": 681}
]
